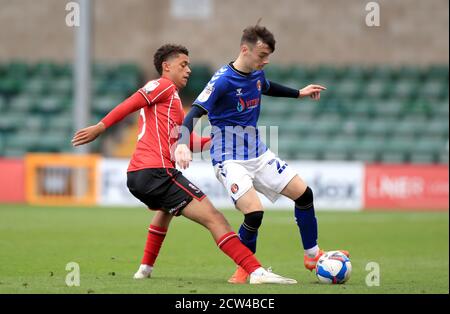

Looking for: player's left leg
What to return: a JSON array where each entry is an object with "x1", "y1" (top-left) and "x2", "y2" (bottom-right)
[
  {"x1": 280, "y1": 175, "x2": 322, "y2": 270},
  {"x1": 251, "y1": 150, "x2": 324, "y2": 270},
  {"x1": 134, "y1": 210, "x2": 173, "y2": 279},
  {"x1": 280, "y1": 175, "x2": 349, "y2": 271}
]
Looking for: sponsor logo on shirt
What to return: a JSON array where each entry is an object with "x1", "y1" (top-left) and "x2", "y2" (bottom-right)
[
  {"x1": 237, "y1": 97, "x2": 245, "y2": 112},
  {"x1": 236, "y1": 97, "x2": 260, "y2": 112}
]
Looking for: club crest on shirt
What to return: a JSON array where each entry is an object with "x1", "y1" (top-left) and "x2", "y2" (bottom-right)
[
  {"x1": 231, "y1": 183, "x2": 239, "y2": 194},
  {"x1": 256, "y1": 80, "x2": 262, "y2": 91},
  {"x1": 143, "y1": 80, "x2": 160, "y2": 93}
]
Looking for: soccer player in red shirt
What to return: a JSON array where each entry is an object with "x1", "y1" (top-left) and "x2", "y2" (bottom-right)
[{"x1": 71, "y1": 44, "x2": 296, "y2": 284}]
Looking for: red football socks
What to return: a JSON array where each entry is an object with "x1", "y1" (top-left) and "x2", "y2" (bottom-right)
[
  {"x1": 216, "y1": 232, "x2": 261, "y2": 274},
  {"x1": 141, "y1": 224, "x2": 167, "y2": 266}
]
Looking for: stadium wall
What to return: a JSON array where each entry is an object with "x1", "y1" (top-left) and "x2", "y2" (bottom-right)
[
  {"x1": 1, "y1": 157, "x2": 448, "y2": 211},
  {"x1": 0, "y1": 0, "x2": 448, "y2": 76}
]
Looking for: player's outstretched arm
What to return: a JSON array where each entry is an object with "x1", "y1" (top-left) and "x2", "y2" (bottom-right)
[
  {"x1": 299, "y1": 84, "x2": 327, "y2": 100},
  {"x1": 72, "y1": 122, "x2": 106, "y2": 146},
  {"x1": 263, "y1": 81, "x2": 326, "y2": 101},
  {"x1": 72, "y1": 91, "x2": 147, "y2": 147}
]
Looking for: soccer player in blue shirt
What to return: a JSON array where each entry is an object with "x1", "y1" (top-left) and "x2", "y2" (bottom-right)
[{"x1": 175, "y1": 24, "x2": 349, "y2": 283}]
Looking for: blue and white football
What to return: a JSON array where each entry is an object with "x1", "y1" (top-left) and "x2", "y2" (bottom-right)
[{"x1": 315, "y1": 251, "x2": 352, "y2": 284}]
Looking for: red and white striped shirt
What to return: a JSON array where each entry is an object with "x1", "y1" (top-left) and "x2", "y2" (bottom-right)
[{"x1": 101, "y1": 77, "x2": 209, "y2": 171}]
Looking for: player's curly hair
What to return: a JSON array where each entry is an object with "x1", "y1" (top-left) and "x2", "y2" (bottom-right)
[
  {"x1": 241, "y1": 24, "x2": 276, "y2": 52},
  {"x1": 153, "y1": 44, "x2": 189, "y2": 75}
]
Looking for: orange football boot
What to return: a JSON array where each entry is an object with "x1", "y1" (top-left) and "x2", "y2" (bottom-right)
[
  {"x1": 304, "y1": 249, "x2": 350, "y2": 271},
  {"x1": 228, "y1": 266, "x2": 249, "y2": 284}
]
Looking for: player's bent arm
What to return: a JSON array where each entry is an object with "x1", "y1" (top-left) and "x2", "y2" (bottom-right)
[
  {"x1": 178, "y1": 105, "x2": 207, "y2": 146},
  {"x1": 176, "y1": 105, "x2": 207, "y2": 168},
  {"x1": 190, "y1": 132, "x2": 211, "y2": 153}
]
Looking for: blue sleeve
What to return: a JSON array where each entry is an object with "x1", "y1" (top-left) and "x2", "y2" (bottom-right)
[
  {"x1": 263, "y1": 80, "x2": 300, "y2": 98},
  {"x1": 178, "y1": 105, "x2": 207, "y2": 145},
  {"x1": 193, "y1": 74, "x2": 228, "y2": 113},
  {"x1": 261, "y1": 71, "x2": 271, "y2": 93}
]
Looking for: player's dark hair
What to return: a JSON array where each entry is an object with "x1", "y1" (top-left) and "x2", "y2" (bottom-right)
[
  {"x1": 241, "y1": 24, "x2": 276, "y2": 52},
  {"x1": 153, "y1": 44, "x2": 189, "y2": 75}
]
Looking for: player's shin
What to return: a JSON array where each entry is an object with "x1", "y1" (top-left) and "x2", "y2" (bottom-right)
[
  {"x1": 216, "y1": 231, "x2": 261, "y2": 274},
  {"x1": 238, "y1": 211, "x2": 264, "y2": 253},
  {"x1": 294, "y1": 187, "x2": 319, "y2": 257},
  {"x1": 141, "y1": 224, "x2": 167, "y2": 266}
]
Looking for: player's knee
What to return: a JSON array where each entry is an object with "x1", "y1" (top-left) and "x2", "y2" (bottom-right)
[
  {"x1": 294, "y1": 186, "x2": 314, "y2": 210},
  {"x1": 243, "y1": 211, "x2": 264, "y2": 231}
]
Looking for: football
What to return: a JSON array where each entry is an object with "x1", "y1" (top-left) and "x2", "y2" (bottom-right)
[{"x1": 315, "y1": 251, "x2": 352, "y2": 284}]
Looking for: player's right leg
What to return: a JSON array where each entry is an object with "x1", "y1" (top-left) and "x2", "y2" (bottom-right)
[
  {"x1": 127, "y1": 169, "x2": 176, "y2": 279},
  {"x1": 181, "y1": 196, "x2": 297, "y2": 284},
  {"x1": 134, "y1": 210, "x2": 173, "y2": 279},
  {"x1": 280, "y1": 174, "x2": 349, "y2": 271}
]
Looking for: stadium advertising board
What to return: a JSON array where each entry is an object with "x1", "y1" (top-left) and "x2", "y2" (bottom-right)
[
  {"x1": 0, "y1": 159, "x2": 25, "y2": 203},
  {"x1": 281, "y1": 161, "x2": 364, "y2": 211},
  {"x1": 179, "y1": 161, "x2": 364, "y2": 210},
  {"x1": 98, "y1": 159, "x2": 364, "y2": 210},
  {"x1": 98, "y1": 158, "x2": 141, "y2": 206},
  {"x1": 365, "y1": 164, "x2": 449, "y2": 211}
]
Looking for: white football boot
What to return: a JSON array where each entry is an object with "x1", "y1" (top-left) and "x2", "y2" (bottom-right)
[
  {"x1": 249, "y1": 267, "x2": 297, "y2": 284},
  {"x1": 133, "y1": 264, "x2": 153, "y2": 279}
]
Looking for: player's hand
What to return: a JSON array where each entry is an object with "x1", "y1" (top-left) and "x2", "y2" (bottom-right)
[
  {"x1": 71, "y1": 122, "x2": 106, "y2": 146},
  {"x1": 299, "y1": 84, "x2": 326, "y2": 100},
  {"x1": 175, "y1": 144, "x2": 192, "y2": 169}
]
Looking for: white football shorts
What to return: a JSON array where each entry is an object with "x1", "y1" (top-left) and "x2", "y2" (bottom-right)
[{"x1": 214, "y1": 149, "x2": 296, "y2": 203}]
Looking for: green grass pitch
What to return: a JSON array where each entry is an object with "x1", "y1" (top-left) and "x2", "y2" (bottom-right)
[{"x1": 0, "y1": 204, "x2": 448, "y2": 294}]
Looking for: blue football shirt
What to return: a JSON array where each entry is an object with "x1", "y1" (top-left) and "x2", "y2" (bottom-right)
[{"x1": 193, "y1": 63, "x2": 271, "y2": 165}]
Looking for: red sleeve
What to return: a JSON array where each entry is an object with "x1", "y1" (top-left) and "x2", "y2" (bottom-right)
[
  {"x1": 189, "y1": 132, "x2": 211, "y2": 153},
  {"x1": 101, "y1": 92, "x2": 147, "y2": 128},
  {"x1": 138, "y1": 78, "x2": 174, "y2": 105}
]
